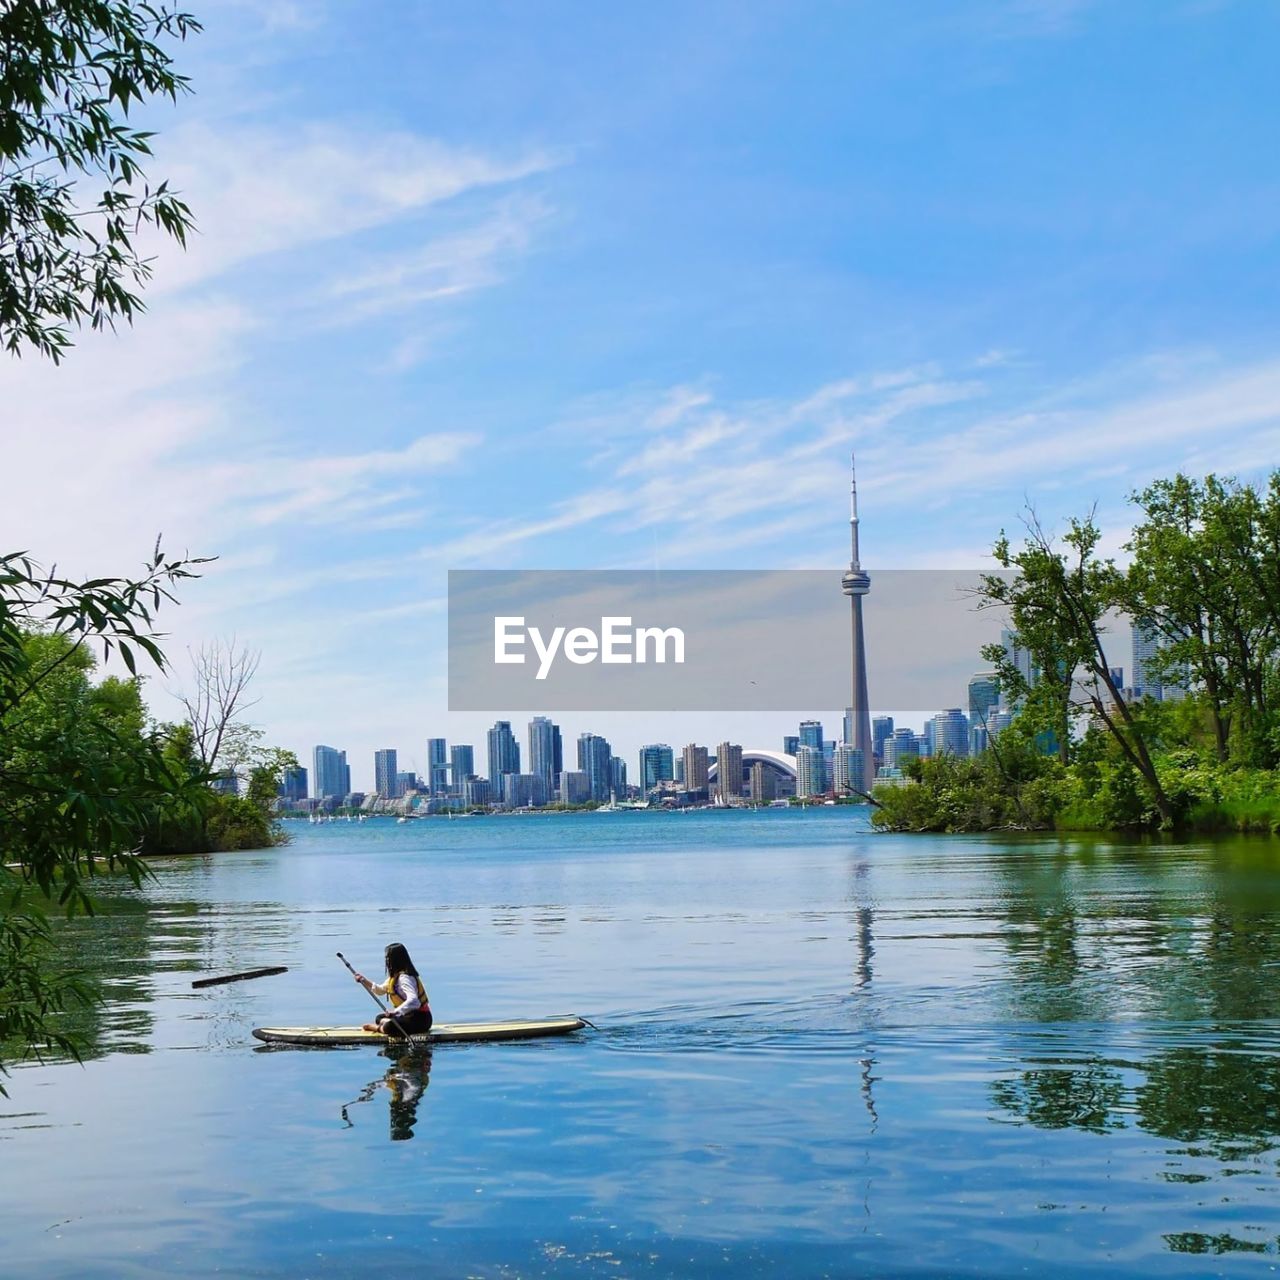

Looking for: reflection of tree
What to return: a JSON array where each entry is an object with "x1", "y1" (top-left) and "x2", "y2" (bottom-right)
[
  {"x1": 342, "y1": 1048, "x2": 433, "y2": 1142},
  {"x1": 990, "y1": 1062, "x2": 1127, "y2": 1134},
  {"x1": 1137, "y1": 1045, "x2": 1280, "y2": 1159}
]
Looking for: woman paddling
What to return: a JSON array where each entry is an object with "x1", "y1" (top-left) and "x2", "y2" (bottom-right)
[{"x1": 353, "y1": 942, "x2": 432, "y2": 1037}]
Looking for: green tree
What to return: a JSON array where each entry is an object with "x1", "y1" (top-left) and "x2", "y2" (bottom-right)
[
  {"x1": 0, "y1": 547, "x2": 204, "y2": 1085},
  {"x1": 980, "y1": 509, "x2": 1176, "y2": 825},
  {"x1": 1, "y1": 0, "x2": 199, "y2": 360}
]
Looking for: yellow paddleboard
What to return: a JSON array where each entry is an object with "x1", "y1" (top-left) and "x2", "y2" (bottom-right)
[{"x1": 253, "y1": 1016, "x2": 586, "y2": 1046}]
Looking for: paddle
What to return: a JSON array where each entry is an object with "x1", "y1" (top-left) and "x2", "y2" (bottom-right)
[{"x1": 336, "y1": 951, "x2": 424, "y2": 1046}]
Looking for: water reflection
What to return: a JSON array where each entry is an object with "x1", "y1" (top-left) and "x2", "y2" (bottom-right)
[{"x1": 341, "y1": 1047, "x2": 433, "y2": 1142}]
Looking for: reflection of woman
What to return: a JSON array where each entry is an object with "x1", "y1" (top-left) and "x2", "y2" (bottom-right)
[
  {"x1": 352, "y1": 942, "x2": 432, "y2": 1037},
  {"x1": 386, "y1": 1051, "x2": 432, "y2": 1142}
]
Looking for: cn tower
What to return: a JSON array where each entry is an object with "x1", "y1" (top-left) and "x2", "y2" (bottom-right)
[{"x1": 841, "y1": 453, "x2": 874, "y2": 796}]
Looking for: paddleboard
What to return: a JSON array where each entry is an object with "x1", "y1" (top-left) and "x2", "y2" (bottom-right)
[{"x1": 253, "y1": 1016, "x2": 586, "y2": 1046}]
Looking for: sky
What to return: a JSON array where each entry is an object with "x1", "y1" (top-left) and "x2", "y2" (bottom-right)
[{"x1": 4, "y1": 0, "x2": 1280, "y2": 789}]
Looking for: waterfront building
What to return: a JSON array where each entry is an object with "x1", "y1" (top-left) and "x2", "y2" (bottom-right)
[
  {"x1": 395, "y1": 770, "x2": 418, "y2": 798},
  {"x1": 639, "y1": 744, "x2": 675, "y2": 792},
  {"x1": 1132, "y1": 621, "x2": 1163, "y2": 700},
  {"x1": 427, "y1": 738, "x2": 448, "y2": 796},
  {"x1": 609, "y1": 756, "x2": 628, "y2": 797},
  {"x1": 374, "y1": 748, "x2": 398, "y2": 799},
  {"x1": 882, "y1": 728, "x2": 919, "y2": 770},
  {"x1": 673, "y1": 756, "x2": 685, "y2": 785},
  {"x1": 872, "y1": 716, "x2": 894, "y2": 763},
  {"x1": 577, "y1": 733, "x2": 613, "y2": 803},
  {"x1": 716, "y1": 742, "x2": 744, "y2": 801},
  {"x1": 832, "y1": 744, "x2": 866, "y2": 797},
  {"x1": 278, "y1": 765, "x2": 308, "y2": 802},
  {"x1": 487, "y1": 721, "x2": 520, "y2": 787},
  {"x1": 463, "y1": 776, "x2": 490, "y2": 806},
  {"x1": 798, "y1": 720, "x2": 824, "y2": 752},
  {"x1": 528, "y1": 716, "x2": 559, "y2": 795},
  {"x1": 312, "y1": 745, "x2": 350, "y2": 801},
  {"x1": 450, "y1": 744, "x2": 474, "y2": 793},
  {"x1": 1001, "y1": 627, "x2": 1035, "y2": 698},
  {"x1": 503, "y1": 773, "x2": 548, "y2": 809},
  {"x1": 968, "y1": 672, "x2": 1001, "y2": 726},
  {"x1": 931, "y1": 708, "x2": 970, "y2": 757},
  {"x1": 749, "y1": 761, "x2": 776, "y2": 804},
  {"x1": 841, "y1": 453, "x2": 875, "y2": 795},
  {"x1": 682, "y1": 743, "x2": 710, "y2": 796},
  {"x1": 795, "y1": 745, "x2": 825, "y2": 799},
  {"x1": 559, "y1": 771, "x2": 590, "y2": 805}
]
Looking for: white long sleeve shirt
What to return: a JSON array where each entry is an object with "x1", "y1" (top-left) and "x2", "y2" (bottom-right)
[{"x1": 372, "y1": 972, "x2": 426, "y2": 1015}]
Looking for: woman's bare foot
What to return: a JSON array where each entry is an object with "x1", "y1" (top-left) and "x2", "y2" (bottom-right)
[{"x1": 362, "y1": 1021, "x2": 380, "y2": 1032}]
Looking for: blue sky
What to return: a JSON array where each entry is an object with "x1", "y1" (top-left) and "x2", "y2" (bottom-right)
[{"x1": 4, "y1": 0, "x2": 1279, "y2": 786}]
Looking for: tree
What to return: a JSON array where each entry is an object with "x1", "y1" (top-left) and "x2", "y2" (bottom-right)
[
  {"x1": 1, "y1": 0, "x2": 199, "y2": 360},
  {"x1": 979, "y1": 508, "x2": 1176, "y2": 826},
  {"x1": 177, "y1": 638, "x2": 262, "y2": 781},
  {"x1": 0, "y1": 545, "x2": 204, "y2": 1086}
]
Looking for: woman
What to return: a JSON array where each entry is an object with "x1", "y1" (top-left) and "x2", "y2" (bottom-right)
[{"x1": 353, "y1": 942, "x2": 432, "y2": 1037}]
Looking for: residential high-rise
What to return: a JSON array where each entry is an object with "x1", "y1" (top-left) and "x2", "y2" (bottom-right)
[
  {"x1": 503, "y1": 773, "x2": 548, "y2": 809},
  {"x1": 395, "y1": 770, "x2": 418, "y2": 797},
  {"x1": 931, "y1": 709, "x2": 970, "y2": 757},
  {"x1": 682, "y1": 743, "x2": 710, "y2": 794},
  {"x1": 1001, "y1": 627, "x2": 1035, "y2": 695},
  {"x1": 833, "y1": 744, "x2": 866, "y2": 797},
  {"x1": 1131, "y1": 621, "x2": 1163, "y2": 700},
  {"x1": 278, "y1": 765, "x2": 308, "y2": 802},
  {"x1": 638, "y1": 744, "x2": 675, "y2": 792},
  {"x1": 374, "y1": 748, "x2": 398, "y2": 798},
  {"x1": 968, "y1": 672, "x2": 1001, "y2": 727},
  {"x1": 528, "y1": 717, "x2": 559, "y2": 795},
  {"x1": 883, "y1": 728, "x2": 919, "y2": 769},
  {"x1": 450, "y1": 744, "x2": 474, "y2": 793},
  {"x1": 312, "y1": 745, "x2": 349, "y2": 800},
  {"x1": 577, "y1": 732, "x2": 612, "y2": 803},
  {"x1": 872, "y1": 716, "x2": 894, "y2": 762},
  {"x1": 427, "y1": 738, "x2": 448, "y2": 796},
  {"x1": 841, "y1": 453, "x2": 874, "y2": 795},
  {"x1": 798, "y1": 720, "x2": 824, "y2": 751},
  {"x1": 487, "y1": 720, "x2": 520, "y2": 787},
  {"x1": 749, "y1": 761, "x2": 776, "y2": 803},
  {"x1": 559, "y1": 771, "x2": 590, "y2": 805},
  {"x1": 795, "y1": 744, "x2": 825, "y2": 799},
  {"x1": 609, "y1": 756, "x2": 628, "y2": 797},
  {"x1": 716, "y1": 741, "x2": 743, "y2": 801}
]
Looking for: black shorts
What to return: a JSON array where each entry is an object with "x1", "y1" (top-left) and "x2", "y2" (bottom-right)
[{"x1": 379, "y1": 1007, "x2": 433, "y2": 1037}]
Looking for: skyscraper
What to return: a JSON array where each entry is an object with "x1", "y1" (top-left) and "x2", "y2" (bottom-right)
[
  {"x1": 312, "y1": 745, "x2": 349, "y2": 800},
  {"x1": 278, "y1": 765, "x2": 308, "y2": 802},
  {"x1": 795, "y1": 744, "x2": 825, "y2": 799},
  {"x1": 798, "y1": 719, "x2": 824, "y2": 751},
  {"x1": 609, "y1": 756, "x2": 628, "y2": 796},
  {"x1": 374, "y1": 748, "x2": 398, "y2": 798},
  {"x1": 577, "y1": 732, "x2": 612, "y2": 803},
  {"x1": 450, "y1": 744, "x2": 474, "y2": 792},
  {"x1": 487, "y1": 721, "x2": 520, "y2": 787},
  {"x1": 638, "y1": 744, "x2": 675, "y2": 792},
  {"x1": 841, "y1": 454, "x2": 874, "y2": 794},
  {"x1": 427, "y1": 738, "x2": 448, "y2": 796},
  {"x1": 832, "y1": 744, "x2": 865, "y2": 796},
  {"x1": 872, "y1": 716, "x2": 895, "y2": 762},
  {"x1": 782, "y1": 735, "x2": 800, "y2": 756},
  {"x1": 528, "y1": 716, "x2": 558, "y2": 795},
  {"x1": 1131, "y1": 621, "x2": 1163, "y2": 700},
  {"x1": 682, "y1": 743, "x2": 710, "y2": 794},
  {"x1": 716, "y1": 741, "x2": 743, "y2": 801},
  {"x1": 967, "y1": 672, "x2": 1001, "y2": 728},
  {"x1": 931, "y1": 709, "x2": 970, "y2": 757}
]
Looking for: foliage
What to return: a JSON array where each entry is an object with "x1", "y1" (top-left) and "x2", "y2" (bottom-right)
[
  {"x1": 888, "y1": 469, "x2": 1280, "y2": 835},
  {"x1": 0, "y1": 547, "x2": 203, "y2": 1086},
  {"x1": 0, "y1": 0, "x2": 199, "y2": 360}
]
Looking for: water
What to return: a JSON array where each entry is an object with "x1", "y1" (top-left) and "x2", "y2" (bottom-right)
[{"x1": 5, "y1": 808, "x2": 1280, "y2": 1277}]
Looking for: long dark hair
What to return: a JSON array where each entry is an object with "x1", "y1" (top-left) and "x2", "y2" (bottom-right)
[{"x1": 384, "y1": 941, "x2": 418, "y2": 979}]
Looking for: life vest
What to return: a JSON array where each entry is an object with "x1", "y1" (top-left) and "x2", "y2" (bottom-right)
[{"x1": 389, "y1": 972, "x2": 429, "y2": 1010}]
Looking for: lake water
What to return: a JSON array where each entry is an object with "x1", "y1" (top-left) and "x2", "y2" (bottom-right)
[{"x1": 5, "y1": 808, "x2": 1280, "y2": 1277}]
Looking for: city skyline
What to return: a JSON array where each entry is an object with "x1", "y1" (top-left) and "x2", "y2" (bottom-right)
[{"x1": 7, "y1": 4, "x2": 1275, "y2": 789}]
